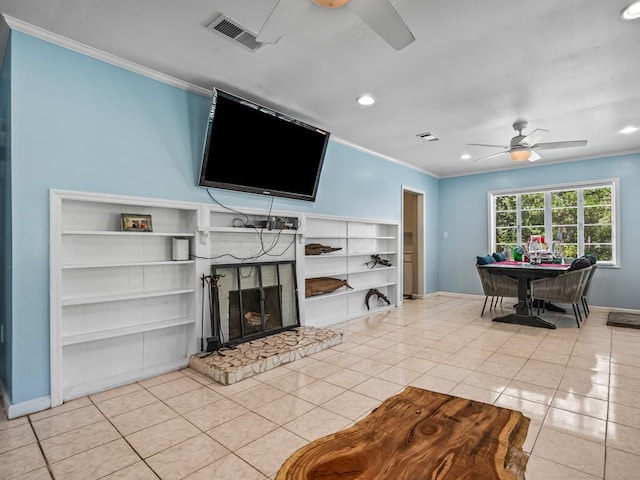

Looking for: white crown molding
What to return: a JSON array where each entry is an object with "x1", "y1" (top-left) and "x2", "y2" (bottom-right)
[
  {"x1": 2, "y1": 15, "x2": 210, "y2": 97},
  {"x1": 331, "y1": 135, "x2": 439, "y2": 178}
]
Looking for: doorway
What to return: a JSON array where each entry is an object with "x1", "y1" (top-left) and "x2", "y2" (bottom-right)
[{"x1": 402, "y1": 187, "x2": 425, "y2": 299}]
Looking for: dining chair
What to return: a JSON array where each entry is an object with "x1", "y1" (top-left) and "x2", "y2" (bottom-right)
[
  {"x1": 529, "y1": 266, "x2": 592, "y2": 327},
  {"x1": 580, "y1": 264, "x2": 597, "y2": 317},
  {"x1": 476, "y1": 265, "x2": 519, "y2": 316}
]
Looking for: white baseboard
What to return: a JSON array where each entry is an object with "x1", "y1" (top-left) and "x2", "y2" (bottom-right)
[{"x1": 0, "y1": 379, "x2": 51, "y2": 419}]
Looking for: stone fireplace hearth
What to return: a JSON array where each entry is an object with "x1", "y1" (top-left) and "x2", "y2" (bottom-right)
[{"x1": 189, "y1": 326, "x2": 343, "y2": 385}]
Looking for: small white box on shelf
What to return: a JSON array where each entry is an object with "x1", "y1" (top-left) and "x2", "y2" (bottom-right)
[{"x1": 172, "y1": 237, "x2": 189, "y2": 261}]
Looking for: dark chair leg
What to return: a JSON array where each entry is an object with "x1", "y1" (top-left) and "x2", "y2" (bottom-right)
[
  {"x1": 582, "y1": 297, "x2": 589, "y2": 317},
  {"x1": 482, "y1": 296, "x2": 488, "y2": 316},
  {"x1": 572, "y1": 303, "x2": 581, "y2": 327},
  {"x1": 490, "y1": 296, "x2": 496, "y2": 310}
]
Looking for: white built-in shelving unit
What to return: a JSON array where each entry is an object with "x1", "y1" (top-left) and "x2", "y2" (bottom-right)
[
  {"x1": 50, "y1": 190, "x2": 200, "y2": 406},
  {"x1": 49, "y1": 192, "x2": 401, "y2": 406},
  {"x1": 303, "y1": 214, "x2": 400, "y2": 327}
]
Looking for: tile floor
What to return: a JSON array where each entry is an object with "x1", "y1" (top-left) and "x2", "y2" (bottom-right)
[{"x1": 2, "y1": 293, "x2": 640, "y2": 479}]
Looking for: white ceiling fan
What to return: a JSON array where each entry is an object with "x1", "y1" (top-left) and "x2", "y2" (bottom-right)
[
  {"x1": 256, "y1": 0, "x2": 415, "y2": 51},
  {"x1": 468, "y1": 120, "x2": 588, "y2": 163}
]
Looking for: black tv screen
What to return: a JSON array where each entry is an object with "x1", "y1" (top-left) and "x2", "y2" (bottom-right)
[{"x1": 199, "y1": 89, "x2": 330, "y2": 202}]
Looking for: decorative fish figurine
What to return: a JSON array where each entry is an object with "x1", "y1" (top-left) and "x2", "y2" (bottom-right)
[
  {"x1": 305, "y1": 243, "x2": 342, "y2": 255},
  {"x1": 305, "y1": 277, "x2": 353, "y2": 297}
]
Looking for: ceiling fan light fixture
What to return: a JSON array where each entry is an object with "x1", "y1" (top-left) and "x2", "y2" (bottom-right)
[
  {"x1": 621, "y1": 1, "x2": 640, "y2": 20},
  {"x1": 356, "y1": 95, "x2": 375, "y2": 106},
  {"x1": 313, "y1": 0, "x2": 350, "y2": 8},
  {"x1": 510, "y1": 147, "x2": 531, "y2": 162}
]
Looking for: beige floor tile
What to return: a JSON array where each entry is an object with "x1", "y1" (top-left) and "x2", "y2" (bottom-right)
[
  {"x1": 608, "y1": 402, "x2": 640, "y2": 430},
  {"x1": 31, "y1": 404, "x2": 106, "y2": 440},
  {"x1": 163, "y1": 385, "x2": 224, "y2": 415},
  {"x1": 94, "y1": 389, "x2": 158, "y2": 418},
  {"x1": 410, "y1": 373, "x2": 458, "y2": 394},
  {"x1": 49, "y1": 438, "x2": 139, "y2": 480},
  {"x1": 101, "y1": 461, "x2": 159, "y2": 479},
  {"x1": 449, "y1": 384, "x2": 500, "y2": 404},
  {"x1": 40, "y1": 419, "x2": 120, "y2": 463},
  {"x1": 374, "y1": 365, "x2": 421, "y2": 385},
  {"x1": 183, "y1": 397, "x2": 249, "y2": 431},
  {"x1": 180, "y1": 367, "x2": 216, "y2": 385},
  {"x1": 138, "y1": 370, "x2": 185, "y2": 388},
  {"x1": 28, "y1": 397, "x2": 92, "y2": 422},
  {"x1": 606, "y1": 422, "x2": 640, "y2": 456},
  {"x1": 110, "y1": 401, "x2": 177, "y2": 436},
  {"x1": 146, "y1": 433, "x2": 229, "y2": 480},
  {"x1": 290, "y1": 379, "x2": 346, "y2": 405},
  {"x1": 255, "y1": 394, "x2": 316, "y2": 425},
  {"x1": 343, "y1": 343, "x2": 381, "y2": 358},
  {"x1": 610, "y1": 373, "x2": 640, "y2": 392},
  {"x1": 502, "y1": 380, "x2": 556, "y2": 405},
  {"x1": 551, "y1": 391, "x2": 608, "y2": 420},
  {"x1": 526, "y1": 455, "x2": 601, "y2": 480},
  {"x1": 88, "y1": 383, "x2": 143, "y2": 403},
  {"x1": 321, "y1": 390, "x2": 380, "y2": 421},
  {"x1": 486, "y1": 352, "x2": 528, "y2": 369},
  {"x1": 322, "y1": 368, "x2": 370, "y2": 389},
  {"x1": 475, "y1": 359, "x2": 522, "y2": 379},
  {"x1": 347, "y1": 357, "x2": 393, "y2": 376},
  {"x1": 428, "y1": 363, "x2": 473, "y2": 382},
  {"x1": 0, "y1": 423, "x2": 36, "y2": 454},
  {"x1": 558, "y1": 373, "x2": 609, "y2": 401},
  {"x1": 0, "y1": 443, "x2": 46, "y2": 479},
  {"x1": 350, "y1": 377, "x2": 404, "y2": 401},
  {"x1": 283, "y1": 406, "x2": 351, "y2": 442},
  {"x1": 532, "y1": 427, "x2": 604, "y2": 477},
  {"x1": 207, "y1": 377, "x2": 261, "y2": 396},
  {"x1": 230, "y1": 383, "x2": 287, "y2": 410},
  {"x1": 462, "y1": 371, "x2": 511, "y2": 393},
  {"x1": 567, "y1": 355, "x2": 610, "y2": 372},
  {"x1": 146, "y1": 376, "x2": 203, "y2": 401},
  {"x1": 236, "y1": 428, "x2": 307, "y2": 478},
  {"x1": 609, "y1": 385, "x2": 637, "y2": 408},
  {"x1": 543, "y1": 407, "x2": 606, "y2": 444},
  {"x1": 494, "y1": 394, "x2": 550, "y2": 422},
  {"x1": 294, "y1": 360, "x2": 343, "y2": 379},
  {"x1": 207, "y1": 411, "x2": 278, "y2": 451},
  {"x1": 126, "y1": 416, "x2": 200, "y2": 459},
  {"x1": 393, "y1": 356, "x2": 437, "y2": 373},
  {"x1": 13, "y1": 467, "x2": 51, "y2": 479},
  {"x1": 183, "y1": 453, "x2": 267, "y2": 480},
  {"x1": 514, "y1": 360, "x2": 566, "y2": 390},
  {"x1": 605, "y1": 447, "x2": 640, "y2": 480},
  {"x1": 265, "y1": 370, "x2": 318, "y2": 393},
  {"x1": 0, "y1": 414, "x2": 28, "y2": 432}
]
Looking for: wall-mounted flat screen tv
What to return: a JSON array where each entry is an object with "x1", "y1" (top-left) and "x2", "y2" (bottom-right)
[{"x1": 198, "y1": 88, "x2": 330, "y2": 202}]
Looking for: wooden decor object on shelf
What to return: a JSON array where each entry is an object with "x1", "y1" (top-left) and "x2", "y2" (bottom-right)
[
  {"x1": 305, "y1": 243, "x2": 342, "y2": 255},
  {"x1": 365, "y1": 288, "x2": 391, "y2": 310},
  {"x1": 276, "y1": 386, "x2": 530, "y2": 480},
  {"x1": 305, "y1": 277, "x2": 353, "y2": 297}
]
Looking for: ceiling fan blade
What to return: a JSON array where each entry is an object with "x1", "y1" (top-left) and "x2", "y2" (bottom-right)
[
  {"x1": 468, "y1": 143, "x2": 510, "y2": 149},
  {"x1": 534, "y1": 140, "x2": 588, "y2": 150},
  {"x1": 528, "y1": 151, "x2": 541, "y2": 162},
  {"x1": 519, "y1": 129, "x2": 549, "y2": 147},
  {"x1": 256, "y1": 0, "x2": 312, "y2": 44},
  {"x1": 473, "y1": 151, "x2": 509, "y2": 162},
  {"x1": 347, "y1": 0, "x2": 415, "y2": 50}
]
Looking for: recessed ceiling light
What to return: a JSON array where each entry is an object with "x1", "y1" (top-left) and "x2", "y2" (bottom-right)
[
  {"x1": 620, "y1": 1, "x2": 640, "y2": 20},
  {"x1": 356, "y1": 95, "x2": 375, "y2": 106},
  {"x1": 620, "y1": 126, "x2": 639, "y2": 134},
  {"x1": 460, "y1": 154, "x2": 471, "y2": 160}
]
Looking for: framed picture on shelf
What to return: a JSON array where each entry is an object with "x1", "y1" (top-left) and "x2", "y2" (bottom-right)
[{"x1": 121, "y1": 213, "x2": 153, "y2": 232}]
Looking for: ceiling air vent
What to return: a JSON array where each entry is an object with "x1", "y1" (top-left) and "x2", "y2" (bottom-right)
[
  {"x1": 416, "y1": 132, "x2": 440, "y2": 142},
  {"x1": 206, "y1": 14, "x2": 265, "y2": 52}
]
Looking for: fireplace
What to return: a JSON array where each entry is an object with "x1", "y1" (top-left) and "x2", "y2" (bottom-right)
[{"x1": 207, "y1": 261, "x2": 300, "y2": 350}]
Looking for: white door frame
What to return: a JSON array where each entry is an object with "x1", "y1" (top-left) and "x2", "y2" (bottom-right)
[{"x1": 401, "y1": 185, "x2": 426, "y2": 298}]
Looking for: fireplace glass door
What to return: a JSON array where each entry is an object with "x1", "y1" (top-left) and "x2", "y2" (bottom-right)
[{"x1": 210, "y1": 261, "x2": 299, "y2": 346}]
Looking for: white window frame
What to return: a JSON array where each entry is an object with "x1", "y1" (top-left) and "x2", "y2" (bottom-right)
[{"x1": 488, "y1": 178, "x2": 620, "y2": 267}]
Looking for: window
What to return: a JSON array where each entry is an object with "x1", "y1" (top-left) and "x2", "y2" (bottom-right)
[{"x1": 490, "y1": 179, "x2": 618, "y2": 265}]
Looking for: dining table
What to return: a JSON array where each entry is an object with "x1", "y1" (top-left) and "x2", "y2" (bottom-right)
[{"x1": 478, "y1": 260, "x2": 571, "y2": 329}]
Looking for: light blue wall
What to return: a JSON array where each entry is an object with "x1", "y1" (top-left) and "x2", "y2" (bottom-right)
[
  {"x1": 8, "y1": 31, "x2": 438, "y2": 404},
  {"x1": 0, "y1": 32, "x2": 11, "y2": 398},
  {"x1": 439, "y1": 156, "x2": 640, "y2": 310}
]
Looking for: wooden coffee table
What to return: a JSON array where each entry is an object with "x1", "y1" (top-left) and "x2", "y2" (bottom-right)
[{"x1": 276, "y1": 386, "x2": 530, "y2": 480}]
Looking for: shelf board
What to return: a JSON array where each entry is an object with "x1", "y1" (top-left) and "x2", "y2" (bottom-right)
[
  {"x1": 305, "y1": 271, "x2": 349, "y2": 279},
  {"x1": 62, "y1": 231, "x2": 194, "y2": 237},
  {"x1": 62, "y1": 260, "x2": 194, "y2": 270},
  {"x1": 347, "y1": 236, "x2": 396, "y2": 240},
  {"x1": 349, "y1": 266, "x2": 397, "y2": 274},
  {"x1": 349, "y1": 282, "x2": 396, "y2": 294},
  {"x1": 62, "y1": 288, "x2": 195, "y2": 306},
  {"x1": 305, "y1": 235, "x2": 347, "y2": 239},
  {"x1": 304, "y1": 289, "x2": 350, "y2": 301},
  {"x1": 62, "y1": 317, "x2": 195, "y2": 346},
  {"x1": 207, "y1": 226, "x2": 299, "y2": 234},
  {"x1": 305, "y1": 253, "x2": 348, "y2": 259},
  {"x1": 349, "y1": 251, "x2": 397, "y2": 256}
]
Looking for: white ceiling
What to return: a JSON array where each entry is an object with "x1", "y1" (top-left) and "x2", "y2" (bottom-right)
[{"x1": 2, "y1": 0, "x2": 640, "y2": 178}]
